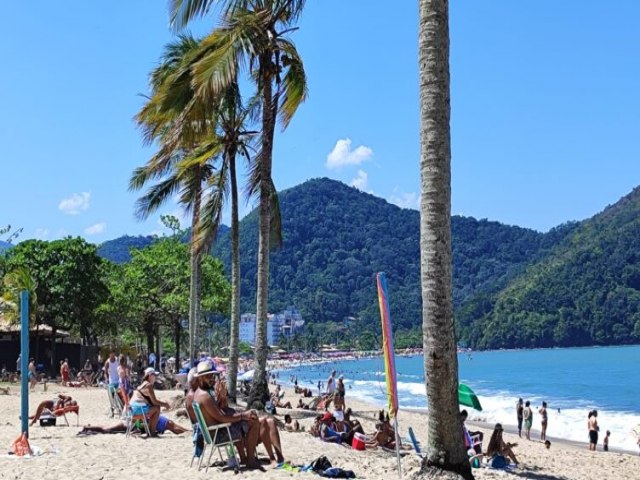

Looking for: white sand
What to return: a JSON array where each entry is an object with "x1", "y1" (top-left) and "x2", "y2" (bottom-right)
[{"x1": 0, "y1": 383, "x2": 638, "y2": 479}]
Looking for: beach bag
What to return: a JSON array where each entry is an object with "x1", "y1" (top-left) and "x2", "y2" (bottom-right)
[
  {"x1": 320, "y1": 467, "x2": 356, "y2": 478},
  {"x1": 490, "y1": 454, "x2": 508, "y2": 469},
  {"x1": 351, "y1": 432, "x2": 366, "y2": 451},
  {"x1": 310, "y1": 455, "x2": 332, "y2": 472},
  {"x1": 11, "y1": 433, "x2": 31, "y2": 456}
]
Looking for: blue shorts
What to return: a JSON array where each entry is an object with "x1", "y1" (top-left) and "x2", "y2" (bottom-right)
[{"x1": 156, "y1": 415, "x2": 169, "y2": 434}]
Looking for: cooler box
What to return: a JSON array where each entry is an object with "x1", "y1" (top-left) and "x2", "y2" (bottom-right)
[
  {"x1": 40, "y1": 415, "x2": 56, "y2": 427},
  {"x1": 352, "y1": 432, "x2": 365, "y2": 450}
]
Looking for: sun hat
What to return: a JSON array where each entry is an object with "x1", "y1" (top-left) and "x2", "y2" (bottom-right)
[
  {"x1": 144, "y1": 367, "x2": 159, "y2": 378},
  {"x1": 321, "y1": 412, "x2": 334, "y2": 422},
  {"x1": 195, "y1": 360, "x2": 219, "y2": 377}
]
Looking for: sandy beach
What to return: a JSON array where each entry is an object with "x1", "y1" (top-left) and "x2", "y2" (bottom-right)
[{"x1": 0, "y1": 382, "x2": 638, "y2": 480}]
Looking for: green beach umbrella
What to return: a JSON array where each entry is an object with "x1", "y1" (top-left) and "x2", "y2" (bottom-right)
[{"x1": 459, "y1": 384, "x2": 482, "y2": 411}]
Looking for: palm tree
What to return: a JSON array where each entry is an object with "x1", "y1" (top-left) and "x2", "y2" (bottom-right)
[
  {"x1": 197, "y1": 82, "x2": 255, "y2": 401},
  {"x1": 130, "y1": 34, "x2": 221, "y2": 367},
  {"x1": 170, "y1": 0, "x2": 308, "y2": 406},
  {"x1": 2, "y1": 267, "x2": 37, "y2": 325},
  {"x1": 419, "y1": 1, "x2": 472, "y2": 478}
]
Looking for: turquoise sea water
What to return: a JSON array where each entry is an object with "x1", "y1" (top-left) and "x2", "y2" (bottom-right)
[{"x1": 280, "y1": 345, "x2": 640, "y2": 452}]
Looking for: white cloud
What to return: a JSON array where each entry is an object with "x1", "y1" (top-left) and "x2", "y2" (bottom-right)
[
  {"x1": 59, "y1": 192, "x2": 90, "y2": 215},
  {"x1": 34, "y1": 228, "x2": 49, "y2": 239},
  {"x1": 350, "y1": 170, "x2": 369, "y2": 191},
  {"x1": 84, "y1": 222, "x2": 106, "y2": 236},
  {"x1": 389, "y1": 190, "x2": 419, "y2": 210},
  {"x1": 326, "y1": 138, "x2": 373, "y2": 169}
]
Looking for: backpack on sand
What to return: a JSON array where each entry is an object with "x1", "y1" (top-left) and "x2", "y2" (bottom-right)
[{"x1": 310, "y1": 455, "x2": 332, "y2": 472}]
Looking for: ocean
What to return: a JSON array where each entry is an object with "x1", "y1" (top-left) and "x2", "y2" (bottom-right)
[{"x1": 278, "y1": 345, "x2": 640, "y2": 453}]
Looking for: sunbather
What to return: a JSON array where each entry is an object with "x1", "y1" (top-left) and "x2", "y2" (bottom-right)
[
  {"x1": 29, "y1": 394, "x2": 76, "y2": 426},
  {"x1": 193, "y1": 361, "x2": 261, "y2": 468},
  {"x1": 78, "y1": 416, "x2": 187, "y2": 435},
  {"x1": 284, "y1": 414, "x2": 300, "y2": 432},
  {"x1": 486, "y1": 423, "x2": 519, "y2": 466},
  {"x1": 319, "y1": 412, "x2": 346, "y2": 444},
  {"x1": 215, "y1": 370, "x2": 285, "y2": 465},
  {"x1": 129, "y1": 367, "x2": 169, "y2": 436}
]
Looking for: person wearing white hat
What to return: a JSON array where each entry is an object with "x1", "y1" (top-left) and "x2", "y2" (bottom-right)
[
  {"x1": 130, "y1": 367, "x2": 169, "y2": 436},
  {"x1": 193, "y1": 360, "x2": 262, "y2": 468}
]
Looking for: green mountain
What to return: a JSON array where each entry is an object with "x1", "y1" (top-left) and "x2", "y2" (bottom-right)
[
  {"x1": 212, "y1": 178, "x2": 565, "y2": 336},
  {"x1": 464, "y1": 187, "x2": 640, "y2": 349}
]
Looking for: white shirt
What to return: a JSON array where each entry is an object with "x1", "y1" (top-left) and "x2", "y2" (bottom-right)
[
  {"x1": 107, "y1": 359, "x2": 119, "y2": 384},
  {"x1": 326, "y1": 375, "x2": 336, "y2": 394}
]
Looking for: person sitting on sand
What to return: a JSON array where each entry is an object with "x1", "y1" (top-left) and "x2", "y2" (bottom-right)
[
  {"x1": 486, "y1": 423, "x2": 519, "y2": 466},
  {"x1": 319, "y1": 412, "x2": 345, "y2": 444},
  {"x1": 129, "y1": 367, "x2": 169, "y2": 436},
  {"x1": 283, "y1": 414, "x2": 300, "y2": 432},
  {"x1": 29, "y1": 394, "x2": 76, "y2": 425},
  {"x1": 193, "y1": 361, "x2": 261, "y2": 468}
]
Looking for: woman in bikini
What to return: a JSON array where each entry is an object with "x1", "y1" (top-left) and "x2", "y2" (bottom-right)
[
  {"x1": 129, "y1": 367, "x2": 169, "y2": 436},
  {"x1": 539, "y1": 401, "x2": 548, "y2": 442}
]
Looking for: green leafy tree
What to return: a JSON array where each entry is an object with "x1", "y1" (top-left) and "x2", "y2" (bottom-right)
[{"x1": 170, "y1": 0, "x2": 308, "y2": 407}]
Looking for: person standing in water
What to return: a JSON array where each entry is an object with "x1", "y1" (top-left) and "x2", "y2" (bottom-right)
[
  {"x1": 523, "y1": 400, "x2": 533, "y2": 440},
  {"x1": 539, "y1": 401, "x2": 548, "y2": 442},
  {"x1": 516, "y1": 398, "x2": 524, "y2": 438}
]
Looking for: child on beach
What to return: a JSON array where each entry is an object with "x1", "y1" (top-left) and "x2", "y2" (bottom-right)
[
  {"x1": 523, "y1": 401, "x2": 533, "y2": 440},
  {"x1": 603, "y1": 430, "x2": 610, "y2": 452}
]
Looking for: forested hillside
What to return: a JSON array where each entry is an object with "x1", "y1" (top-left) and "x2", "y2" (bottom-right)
[
  {"x1": 95, "y1": 177, "x2": 640, "y2": 350},
  {"x1": 212, "y1": 178, "x2": 559, "y2": 334},
  {"x1": 463, "y1": 187, "x2": 640, "y2": 349}
]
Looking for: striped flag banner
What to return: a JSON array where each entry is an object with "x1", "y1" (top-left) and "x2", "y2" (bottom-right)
[{"x1": 376, "y1": 272, "x2": 399, "y2": 418}]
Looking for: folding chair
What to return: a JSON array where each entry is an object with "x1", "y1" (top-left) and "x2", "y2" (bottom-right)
[
  {"x1": 190, "y1": 401, "x2": 239, "y2": 473},
  {"x1": 120, "y1": 387, "x2": 151, "y2": 437},
  {"x1": 107, "y1": 384, "x2": 123, "y2": 418},
  {"x1": 54, "y1": 405, "x2": 80, "y2": 426}
]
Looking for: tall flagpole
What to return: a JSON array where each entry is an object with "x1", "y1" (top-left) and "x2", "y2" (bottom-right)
[{"x1": 20, "y1": 290, "x2": 29, "y2": 437}]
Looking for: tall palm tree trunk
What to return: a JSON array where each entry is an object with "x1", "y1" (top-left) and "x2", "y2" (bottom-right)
[
  {"x1": 419, "y1": 1, "x2": 472, "y2": 478},
  {"x1": 227, "y1": 148, "x2": 241, "y2": 401},
  {"x1": 249, "y1": 56, "x2": 275, "y2": 408},
  {"x1": 189, "y1": 183, "x2": 203, "y2": 367}
]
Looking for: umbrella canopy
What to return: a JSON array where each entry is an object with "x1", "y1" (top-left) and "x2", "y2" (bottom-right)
[
  {"x1": 459, "y1": 384, "x2": 482, "y2": 411},
  {"x1": 238, "y1": 370, "x2": 255, "y2": 382}
]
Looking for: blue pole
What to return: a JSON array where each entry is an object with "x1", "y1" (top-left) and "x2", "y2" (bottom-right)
[{"x1": 20, "y1": 290, "x2": 29, "y2": 436}]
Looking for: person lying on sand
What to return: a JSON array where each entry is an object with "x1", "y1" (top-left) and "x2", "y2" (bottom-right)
[
  {"x1": 29, "y1": 394, "x2": 76, "y2": 426},
  {"x1": 78, "y1": 416, "x2": 188, "y2": 436},
  {"x1": 296, "y1": 398, "x2": 310, "y2": 409}
]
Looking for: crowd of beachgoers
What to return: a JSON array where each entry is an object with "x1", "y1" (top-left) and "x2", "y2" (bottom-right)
[{"x1": 2, "y1": 349, "x2": 640, "y2": 480}]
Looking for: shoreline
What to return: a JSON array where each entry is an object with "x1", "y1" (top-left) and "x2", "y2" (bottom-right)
[{"x1": 272, "y1": 356, "x2": 640, "y2": 457}]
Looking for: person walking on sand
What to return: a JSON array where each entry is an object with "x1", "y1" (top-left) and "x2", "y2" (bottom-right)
[
  {"x1": 516, "y1": 398, "x2": 524, "y2": 438},
  {"x1": 588, "y1": 410, "x2": 599, "y2": 451},
  {"x1": 523, "y1": 400, "x2": 533, "y2": 440},
  {"x1": 539, "y1": 401, "x2": 548, "y2": 442}
]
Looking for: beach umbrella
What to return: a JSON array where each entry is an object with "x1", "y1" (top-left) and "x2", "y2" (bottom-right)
[
  {"x1": 238, "y1": 370, "x2": 255, "y2": 382},
  {"x1": 459, "y1": 383, "x2": 482, "y2": 411}
]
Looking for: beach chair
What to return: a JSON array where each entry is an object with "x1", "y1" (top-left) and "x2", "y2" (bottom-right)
[
  {"x1": 54, "y1": 405, "x2": 80, "y2": 426},
  {"x1": 190, "y1": 401, "x2": 239, "y2": 473},
  {"x1": 107, "y1": 384, "x2": 123, "y2": 418},
  {"x1": 120, "y1": 387, "x2": 151, "y2": 438}
]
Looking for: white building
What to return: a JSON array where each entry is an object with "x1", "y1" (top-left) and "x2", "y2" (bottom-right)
[{"x1": 239, "y1": 313, "x2": 285, "y2": 346}]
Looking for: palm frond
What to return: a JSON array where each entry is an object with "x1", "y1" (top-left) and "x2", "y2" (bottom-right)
[
  {"x1": 134, "y1": 174, "x2": 183, "y2": 220},
  {"x1": 268, "y1": 178, "x2": 283, "y2": 250},
  {"x1": 169, "y1": 0, "x2": 216, "y2": 31},
  {"x1": 276, "y1": 37, "x2": 307, "y2": 129}
]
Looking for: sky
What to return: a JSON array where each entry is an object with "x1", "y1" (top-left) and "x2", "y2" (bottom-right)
[{"x1": 1, "y1": 1, "x2": 639, "y2": 244}]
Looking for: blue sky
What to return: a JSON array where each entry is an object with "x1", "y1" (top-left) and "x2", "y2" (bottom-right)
[{"x1": 1, "y1": 1, "x2": 639, "y2": 244}]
